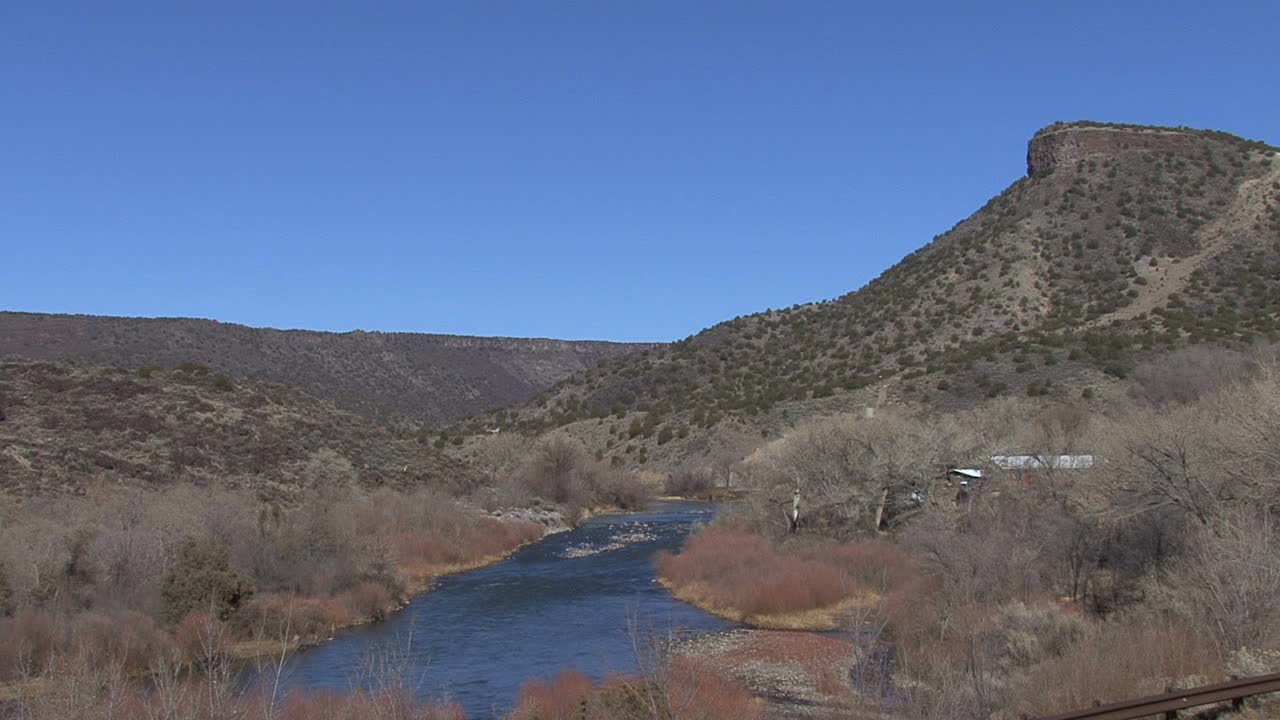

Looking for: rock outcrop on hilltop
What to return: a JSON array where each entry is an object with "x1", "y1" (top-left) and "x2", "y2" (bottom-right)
[{"x1": 1027, "y1": 121, "x2": 1275, "y2": 178}]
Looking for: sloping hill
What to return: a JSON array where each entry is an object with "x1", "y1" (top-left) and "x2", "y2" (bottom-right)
[
  {"x1": 0, "y1": 359, "x2": 471, "y2": 496},
  {"x1": 0, "y1": 313, "x2": 653, "y2": 423},
  {"x1": 458, "y1": 122, "x2": 1280, "y2": 465}
]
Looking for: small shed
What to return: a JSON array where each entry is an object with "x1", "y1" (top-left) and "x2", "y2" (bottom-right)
[{"x1": 947, "y1": 467, "x2": 984, "y2": 487}]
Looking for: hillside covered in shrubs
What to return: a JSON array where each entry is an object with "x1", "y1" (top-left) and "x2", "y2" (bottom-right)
[
  {"x1": 0, "y1": 311, "x2": 651, "y2": 422},
  {"x1": 459, "y1": 122, "x2": 1280, "y2": 466},
  {"x1": 0, "y1": 359, "x2": 470, "y2": 496},
  {"x1": 0, "y1": 360, "x2": 656, "y2": 718}
]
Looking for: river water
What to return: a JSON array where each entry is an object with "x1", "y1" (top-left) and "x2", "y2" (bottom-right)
[{"x1": 271, "y1": 501, "x2": 731, "y2": 718}]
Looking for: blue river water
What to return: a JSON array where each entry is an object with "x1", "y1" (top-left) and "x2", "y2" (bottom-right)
[{"x1": 270, "y1": 501, "x2": 732, "y2": 718}]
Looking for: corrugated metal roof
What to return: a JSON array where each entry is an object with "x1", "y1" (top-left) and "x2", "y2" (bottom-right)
[{"x1": 991, "y1": 455, "x2": 1095, "y2": 470}]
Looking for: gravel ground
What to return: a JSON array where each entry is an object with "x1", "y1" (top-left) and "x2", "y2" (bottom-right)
[{"x1": 674, "y1": 629, "x2": 882, "y2": 719}]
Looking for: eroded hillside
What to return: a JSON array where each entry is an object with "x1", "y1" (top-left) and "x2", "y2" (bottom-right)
[{"x1": 457, "y1": 122, "x2": 1280, "y2": 466}]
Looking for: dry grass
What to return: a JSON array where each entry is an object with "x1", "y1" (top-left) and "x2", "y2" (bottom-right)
[{"x1": 1013, "y1": 618, "x2": 1223, "y2": 716}]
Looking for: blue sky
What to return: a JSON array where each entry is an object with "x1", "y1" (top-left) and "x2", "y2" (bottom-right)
[{"x1": 3, "y1": 1, "x2": 1277, "y2": 342}]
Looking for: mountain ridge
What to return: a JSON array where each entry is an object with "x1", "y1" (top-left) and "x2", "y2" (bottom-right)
[{"x1": 0, "y1": 311, "x2": 656, "y2": 423}]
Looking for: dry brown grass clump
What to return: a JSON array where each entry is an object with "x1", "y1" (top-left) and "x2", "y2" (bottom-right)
[{"x1": 1013, "y1": 618, "x2": 1221, "y2": 716}]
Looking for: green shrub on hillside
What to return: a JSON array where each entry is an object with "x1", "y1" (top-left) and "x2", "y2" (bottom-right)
[{"x1": 160, "y1": 540, "x2": 254, "y2": 625}]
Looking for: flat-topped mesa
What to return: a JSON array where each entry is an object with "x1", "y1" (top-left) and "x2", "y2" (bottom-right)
[
  {"x1": 1026, "y1": 122, "x2": 1208, "y2": 178},
  {"x1": 1025, "y1": 121, "x2": 1278, "y2": 178}
]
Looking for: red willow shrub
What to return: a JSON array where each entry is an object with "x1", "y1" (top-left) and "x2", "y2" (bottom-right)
[
  {"x1": 0, "y1": 608, "x2": 174, "y2": 680},
  {"x1": 803, "y1": 540, "x2": 919, "y2": 594},
  {"x1": 71, "y1": 609, "x2": 174, "y2": 674},
  {"x1": 249, "y1": 581, "x2": 396, "y2": 635},
  {"x1": 395, "y1": 518, "x2": 544, "y2": 568},
  {"x1": 665, "y1": 657, "x2": 762, "y2": 720},
  {"x1": 0, "y1": 608, "x2": 61, "y2": 679},
  {"x1": 654, "y1": 528, "x2": 895, "y2": 617},
  {"x1": 512, "y1": 664, "x2": 760, "y2": 720},
  {"x1": 655, "y1": 528, "x2": 922, "y2": 620},
  {"x1": 511, "y1": 669, "x2": 595, "y2": 720}
]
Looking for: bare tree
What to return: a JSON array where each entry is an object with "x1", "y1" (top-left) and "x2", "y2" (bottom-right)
[
  {"x1": 1164, "y1": 511, "x2": 1280, "y2": 653},
  {"x1": 746, "y1": 411, "x2": 979, "y2": 537},
  {"x1": 1130, "y1": 345, "x2": 1254, "y2": 407},
  {"x1": 1106, "y1": 376, "x2": 1280, "y2": 525}
]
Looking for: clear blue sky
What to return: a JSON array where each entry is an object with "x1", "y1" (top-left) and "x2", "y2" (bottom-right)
[{"x1": 3, "y1": 1, "x2": 1277, "y2": 342}]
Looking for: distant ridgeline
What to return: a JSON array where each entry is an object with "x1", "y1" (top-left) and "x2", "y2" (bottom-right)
[{"x1": 0, "y1": 312, "x2": 655, "y2": 423}]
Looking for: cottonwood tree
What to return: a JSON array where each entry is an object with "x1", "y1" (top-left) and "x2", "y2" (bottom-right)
[
  {"x1": 1165, "y1": 510, "x2": 1280, "y2": 652},
  {"x1": 474, "y1": 431, "x2": 534, "y2": 480},
  {"x1": 1217, "y1": 366, "x2": 1280, "y2": 496},
  {"x1": 1107, "y1": 371, "x2": 1280, "y2": 526},
  {"x1": 1108, "y1": 408, "x2": 1227, "y2": 525},
  {"x1": 747, "y1": 411, "x2": 980, "y2": 537}
]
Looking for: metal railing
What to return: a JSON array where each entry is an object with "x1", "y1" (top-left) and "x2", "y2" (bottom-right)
[{"x1": 1030, "y1": 672, "x2": 1280, "y2": 720}]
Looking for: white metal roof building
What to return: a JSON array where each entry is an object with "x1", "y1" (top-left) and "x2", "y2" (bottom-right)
[{"x1": 990, "y1": 455, "x2": 1095, "y2": 470}]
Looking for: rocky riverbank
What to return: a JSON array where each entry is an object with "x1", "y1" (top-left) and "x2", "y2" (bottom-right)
[{"x1": 673, "y1": 629, "x2": 866, "y2": 720}]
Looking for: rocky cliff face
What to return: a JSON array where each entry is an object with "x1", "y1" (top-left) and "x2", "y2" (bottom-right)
[{"x1": 1027, "y1": 123, "x2": 1207, "y2": 178}]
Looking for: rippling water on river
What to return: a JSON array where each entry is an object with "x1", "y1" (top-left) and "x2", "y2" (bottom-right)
[{"x1": 270, "y1": 501, "x2": 731, "y2": 718}]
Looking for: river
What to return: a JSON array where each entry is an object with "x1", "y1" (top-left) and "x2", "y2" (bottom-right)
[{"x1": 267, "y1": 501, "x2": 732, "y2": 718}]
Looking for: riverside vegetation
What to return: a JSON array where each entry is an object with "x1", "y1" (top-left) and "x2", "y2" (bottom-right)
[
  {"x1": 653, "y1": 350, "x2": 1280, "y2": 718},
  {"x1": 0, "y1": 361, "x2": 655, "y2": 718}
]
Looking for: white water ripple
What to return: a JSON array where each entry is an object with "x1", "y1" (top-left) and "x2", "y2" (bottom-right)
[{"x1": 561, "y1": 523, "x2": 658, "y2": 559}]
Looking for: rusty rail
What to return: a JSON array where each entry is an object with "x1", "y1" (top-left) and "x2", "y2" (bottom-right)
[{"x1": 1031, "y1": 672, "x2": 1280, "y2": 720}]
